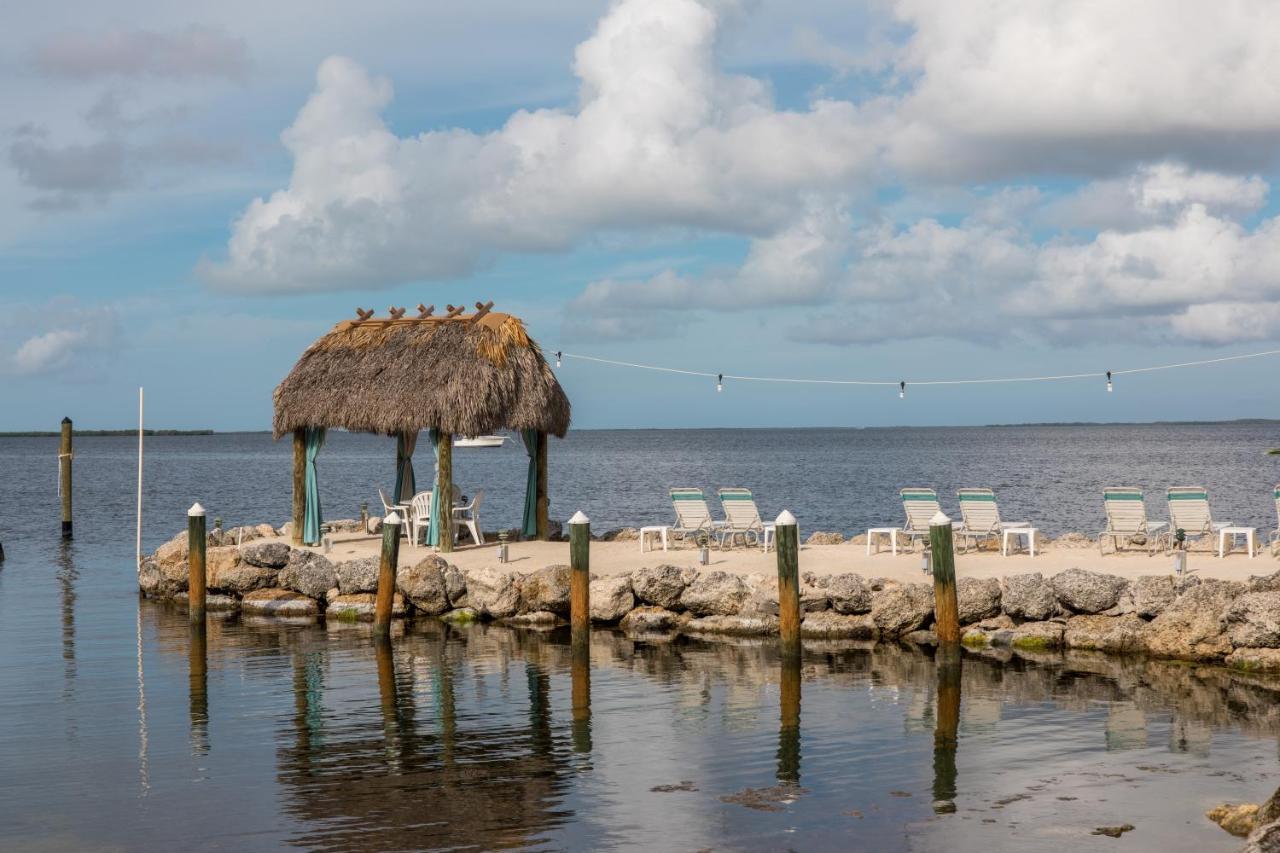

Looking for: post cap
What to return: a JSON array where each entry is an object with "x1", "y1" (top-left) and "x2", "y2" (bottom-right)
[
  {"x1": 775, "y1": 509, "x2": 797, "y2": 526},
  {"x1": 384, "y1": 511, "x2": 402, "y2": 525},
  {"x1": 568, "y1": 510, "x2": 590, "y2": 525},
  {"x1": 62, "y1": 417, "x2": 72, "y2": 424},
  {"x1": 930, "y1": 511, "x2": 951, "y2": 525},
  {"x1": 188, "y1": 502, "x2": 205, "y2": 517}
]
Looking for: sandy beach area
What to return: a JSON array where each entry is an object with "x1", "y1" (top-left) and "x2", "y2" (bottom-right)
[{"x1": 274, "y1": 531, "x2": 1278, "y2": 584}]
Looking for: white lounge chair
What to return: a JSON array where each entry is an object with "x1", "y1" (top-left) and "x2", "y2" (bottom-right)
[
  {"x1": 901, "y1": 488, "x2": 947, "y2": 550},
  {"x1": 1099, "y1": 488, "x2": 1168, "y2": 555},
  {"x1": 956, "y1": 489, "x2": 1031, "y2": 553},
  {"x1": 1271, "y1": 486, "x2": 1279, "y2": 556},
  {"x1": 670, "y1": 488, "x2": 725, "y2": 546},
  {"x1": 452, "y1": 490, "x2": 484, "y2": 546},
  {"x1": 717, "y1": 488, "x2": 764, "y2": 549},
  {"x1": 1167, "y1": 486, "x2": 1231, "y2": 549}
]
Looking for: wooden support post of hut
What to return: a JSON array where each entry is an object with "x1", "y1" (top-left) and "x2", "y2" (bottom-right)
[
  {"x1": 272, "y1": 305, "x2": 570, "y2": 556},
  {"x1": 59, "y1": 417, "x2": 73, "y2": 539}
]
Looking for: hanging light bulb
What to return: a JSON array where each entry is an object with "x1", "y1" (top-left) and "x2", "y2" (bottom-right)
[
  {"x1": 1106, "y1": 370, "x2": 1113, "y2": 393},
  {"x1": 555, "y1": 351, "x2": 562, "y2": 368},
  {"x1": 717, "y1": 373, "x2": 723, "y2": 393},
  {"x1": 899, "y1": 380, "x2": 906, "y2": 399}
]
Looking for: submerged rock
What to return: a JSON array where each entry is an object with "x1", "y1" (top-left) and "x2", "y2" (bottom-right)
[
  {"x1": 519, "y1": 565, "x2": 571, "y2": 615},
  {"x1": 800, "y1": 611, "x2": 877, "y2": 639},
  {"x1": 397, "y1": 557, "x2": 450, "y2": 615},
  {"x1": 1001, "y1": 573, "x2": 1057, "y2": 620},
  {"x1": 957, "y1": 577, "x2": 1002, "y2": 623},
  {"x1": 620, "y1": 606, "x2": 681, "y2": 632},
  {"x1": 1222, "y1": 592, "x2": 1280, "y2": 648},
  {"x1": 1207, "y1": 803, "x2": 1261, "y2": 837},
  {"x1": 679, "y1": 571, "x2": 750, "y2": 616},
  {"x1": 589, "y1": 575, "x2": 634, "y2": 622},
  {"x1": 631, "y1": 565, "x2": 695, "y2": 609},
  {"x1": 1064, "y1": 614, "x2": 1149, "y2": 653},
  {"x1": 326, "y1": 592, "x2": 407, "y2": 621},
  {"x1": 682, "y1": 614, "x2": 778, "y2": 636},
  {"x1": 242, "y1": 588, "x2": 320, "y2": 617},
  {"x1": 1010, "y1": 620, "x2": 1065, "y2": 650},
  {"x1": 467, "y1": 567, "x2": 521, "y2": 618},
  {"x1": 1052, "y1": 568, "x2": 1128, "y2": 614},
  {"x1": 240, "y1": 541, "x2": 291, "y2": 569},
  {"x1": 870, "y1": 584, "x2": 935, "y2": 636},
  {"x1": 279, "y1": 550, "x2": 336, "y2": 600},
  {"x1": 506, "y1": 610, "x2": 559, "y2": 626}
]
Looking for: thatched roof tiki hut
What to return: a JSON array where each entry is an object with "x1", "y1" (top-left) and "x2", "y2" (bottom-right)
[{"x1": 273, "y1": 303, "x2": 571, "y2": 551}]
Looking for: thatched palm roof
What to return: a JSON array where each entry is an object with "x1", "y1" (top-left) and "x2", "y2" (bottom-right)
[{"x1": 273, "y1": 309, "x2": 570, "y2": 439}]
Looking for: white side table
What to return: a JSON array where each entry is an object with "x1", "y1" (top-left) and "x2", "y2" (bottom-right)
[
  {"x1": 866, "y1": 527, "x2": 900, "y2": 555},
  {"x1": 1002, "y1": 527, "x2": 1038, "y2": 557},
  {"x1": 640, "y1": 525, "x2": 669, "y2": 553},
  {"x1": 1219, "y1": 526, "x2": 1256, "y2": 558},
  {"x1": 761, "y1": 524, "x2": 776, "y2": 553}
]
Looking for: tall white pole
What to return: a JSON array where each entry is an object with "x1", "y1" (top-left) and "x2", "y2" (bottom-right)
[{"x1": 136, "y1": 387, "x2": 144, "y2": 569}]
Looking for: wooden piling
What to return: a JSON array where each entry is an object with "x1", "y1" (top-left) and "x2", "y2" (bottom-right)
[
  {"x1": 928, "y1": 513, "x2": 960, "y2": 658},
  {"x1": 188, "y1": 503, "x2": 206, "y2": 623},
  {"x1": 535, "y1": 431, "x2": 549, "y2": 540},
  {"x1": 59, "y1": 417, "x2": 73, "y2": 539},
  {"x1": 291, "y1": 429, "x2": 305, "y2": 546},
  {"x1": 373, "y1": 513, "x2": 402, "y2": 635},
  {"x1": 775, "y1": 510, "x2": 800, "y2": 659},
  {"x1": 569, "y1": 511, "x2": 590, "y2": 636},
  {"x1": 437, "y1": 434, "x2": 454, "y2": 553}
]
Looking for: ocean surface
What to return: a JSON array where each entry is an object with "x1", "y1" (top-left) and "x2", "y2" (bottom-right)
[{"x1": 1, "y1": 424, "x2": 1279, "y2": 851}]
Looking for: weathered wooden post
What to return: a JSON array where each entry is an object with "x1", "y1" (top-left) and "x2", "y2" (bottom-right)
[
  {"x1": 932, "y1": 653, "x2": 961, "y2": 813},
  {"x1": 569, "y1": 511, "x2": 590, "y2": 636},
  {"x1": 291, "y1": 429, "x2": 305, "y2": 546},
  {"x1": 188, "y1": 503, "x2": 206, "y2": 624},
  {"x1": 775, "y1": 510, "x2": 800, "y2": 659},
  {"x1": 59, "y1": 417, "x2": 73, "y2": 539},
  {"x1": 373, "y1": 512, "x2": 402, "y2": 636},
  {"x1": 437, "y1": 435, "x2": 454, "y2": 553},
  {"x1": 928, "y1": 511, "x2": 960, "y2": 662},
  {"x1": 535, "y1": 431, "x2": 549, "y2": 540}
]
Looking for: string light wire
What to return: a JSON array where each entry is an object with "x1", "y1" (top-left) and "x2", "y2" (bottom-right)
[{"x1": 555, "y1": 347, "x2": 1280, "y2": 388}]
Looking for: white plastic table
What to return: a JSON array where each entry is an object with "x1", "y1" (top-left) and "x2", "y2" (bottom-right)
[
  {"x1": 1218, "y1": 526, "x2": 1256, "y2": 558},
  {"x1": 1002, "y1": 527, "x2": 1038, "y2": 557},
  {"x1": 639, "y1": 525, "x2": 669, "y2": 553},
  {"x1": 866, "y1": 527, "x2": 900, "y2": 555}
]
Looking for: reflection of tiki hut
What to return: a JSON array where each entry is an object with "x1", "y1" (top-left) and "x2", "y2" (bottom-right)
[{"x1": 273, "y1": 304, "x2": 571, "y2": 550}]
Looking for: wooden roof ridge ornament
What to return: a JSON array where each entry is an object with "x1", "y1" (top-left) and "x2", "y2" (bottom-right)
[
  {"x1": 355, "y1": 307, "x2": 375, "y2": 320},
  {"x1": 472, "y1": 300, "x2": 494, "y2": 323},
  {"x1": 444, "y1": 304, "x2": 467, "y2": 318},
  {"x1": 417, "y1": 303, "x2": 435, "y2": 319},
  {"x1": 388, "y1": 306, "x2": 407, "y2": 320}
]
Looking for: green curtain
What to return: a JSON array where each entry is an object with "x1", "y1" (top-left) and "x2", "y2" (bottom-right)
[
  {"x1": 303, "y1": 427, "x2": 325, "y2": 545},
  {"x1": 426, "y1": 428, "x2": 442, "y2": 547},
  {"x1": 521, "y1": 429, "x2": 538, "y2": 538},
  {"x1": 395, "y1": 431, "x2": 418, "y2": 503}
]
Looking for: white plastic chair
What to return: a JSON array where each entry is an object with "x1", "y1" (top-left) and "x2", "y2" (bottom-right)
[
  {"x1": 452, "y1": 490, "x2": 484, "y2": 546},
  {"x1": 408, "y1": 491, "x2": 433, "y2": 547}
]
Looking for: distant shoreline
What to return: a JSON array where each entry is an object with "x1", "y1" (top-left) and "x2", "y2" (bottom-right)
[{"x1": 0, "y1": 429, "x2": 215, "y2": 437}]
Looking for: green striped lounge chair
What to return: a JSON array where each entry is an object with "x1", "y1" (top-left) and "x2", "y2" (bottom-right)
[
  {"x1": 1271, "y1": 486, "x2": 1280, "y2": 556},
  {"x1": 669, "y1": 488, "x2": 725, "y2": 545},
  {"x1": 901, "y1": 488, "x2": 944, "y2": 550},
  {"x1": 1167, "y1": 486, "x2": 1231, "y2": 548},
  {"x1": 717, "y1": 488, "x2": 764, "y2": 549},
  {"x1": 956, "y1": 488, "x2": 1031, "y2": 553},
  {"x1": 1099, "y1": 488, "x2": 1168, "y2": 555}
]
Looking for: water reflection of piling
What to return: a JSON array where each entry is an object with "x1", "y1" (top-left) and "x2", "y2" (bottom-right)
[
  {"x1": 375, "y1": 636, "x2": 402, "y2": 768},
  {"x1": 571, "y1": 633, "x2": 592, "y2": 755},
  {"x1": 932, "y1": 655, "x2": 961, "y2": 814},
  {"x1": 527, "y1": 663, "x2": 552, "y2": 758},
  {"x1": 777, "y1": 654, "x2": 801, "y2": 785},
  {"x1": 189, "y1": 624, "x2": 209, "y2": 755},
  {"x1": 57, "y1": 541, "x2": 77, "y2": 695}
]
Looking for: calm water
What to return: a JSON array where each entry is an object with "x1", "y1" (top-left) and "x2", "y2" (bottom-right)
[{"x1": 2, "y1": 425, "x2": 1280, "y2": 851}]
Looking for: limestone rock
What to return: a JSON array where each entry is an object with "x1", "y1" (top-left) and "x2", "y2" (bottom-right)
[
  {"x1": 1223, "y1": 592, "x2": 1280, "y2": 648},
  {"x1": 957, "y1": 577, "x2": 1002, "y2": 623},
  {"x1": 682, "y1": 614, "x2": 778, "y2": 636},
  {"x1": 519, "y1": 565, "x2": 571, "y2": 615},
  {"x1": 1052, "y1": 569, "x2": 1129, "y2": 614},
  {"x1": 1011, "y1": 620, "x2": 1065, "y2": 650},
  {"x1": 444, "y1": 564, "x2": 467, "y2": 606},
  {"x1": 507, "y1": 610, "x2": 559, "y2": 625},
  {"x1": 279, "y1": 550, "x2": 337, "y2": 600},
  {"x1": 153, "y1": 531, "x2": 188, "y2": 567},
  {"x1": 335, "y1": 557, "x2": 380, "y2": 595},
  {"x1": 1121, "y1": 574, "x2": 1178, "y2": 618},
  {"x1": 241, "y1": 542, "x2": 291, "y2": 569},
  {"x1": 209, "y1": 553, "x2": 277, "y2": 595},
  {"x1": 801, "y1": 611, "x2": 878, "y2": 639},
  {"x1": 1001, "y1": 573, "x2": 1057, "y2": 620},
  {"x1": 137, "y1": 559, "x2": 164, "y2": 597},
  {"x1": 805, "y1": 531, "x2": 845, "y2": 546},
  {"x1": 1207, "y1": 803, "x2": 1260, "y2": 837},
  {"x1": 903, "y1": 629, "x2": 937, "y2": 645},
  {"x1": 870, "y1": 584, "x2": 935, "y2": 636},
  {"x1": 828, "y1": 573, "x2": 873, "y2": 615},
  {"x1": 1226, "y1": 648, "x2": 1280, "y2": 672},
  {"x1": 1244, "y1": 819, "x2": 1280, "y2": 852},
  {"x1": 441, "y1": 607, "x2": 478, "y2": 623},
  {"x1": 242, "y1": 588, "x2": 320, "y2": 617},
  {"x1": 396, "y1": 557, "x2": 450, "y2": 615},
  {"x1": 598, "y1": 527, "x2": 639, "y2": 541},
  {"x1": 1064, "y1": 614, "x2": 1149, "y2": 653},
  {"x1": 326, "y1": 592, "x2": 407, "y2": 621},
  {"x1": 631, "y1": 565, "x2": 694, "y2": 609},
  {"x1": 158, "y1": 557, "x2": 189, "y2": 595},
  {"x1": 173, "y1": 592, "x2": 239, "y2": 611},
  {"x1": 589, "y1": 575, "x2": 634, "y2": 622},
  {"x1": 620, "y1": 606, "x2": 680, "y2": 632},
  {"x1": 1145, "y1": 579, "x2": 1242, "y2": 661},
  {"x1": 1248, "y1": 569, "x2": 1280, "y2": 593},
  {"x1": 467, "y1": 567, "x2": 521, "y2": 618},
  {"x1": 679, "y1": 571, "x2": 750, "y2": 616}
]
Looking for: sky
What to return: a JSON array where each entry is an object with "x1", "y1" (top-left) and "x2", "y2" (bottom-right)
[{"x1": 4, "y1": 0, "x2": 1280, "y2": 431}]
